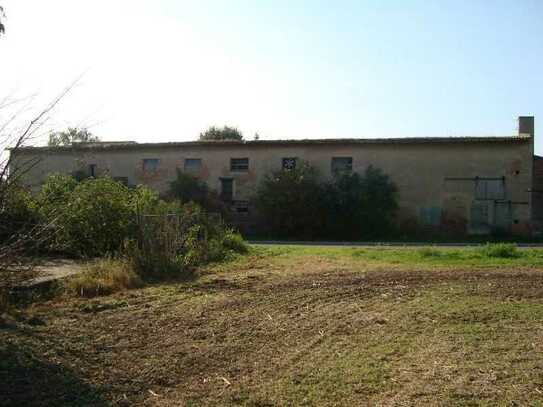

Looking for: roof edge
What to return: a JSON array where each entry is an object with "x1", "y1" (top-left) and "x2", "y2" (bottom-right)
[{"x1": 8, "y1": 135, "x2": 532, "y2": 152}]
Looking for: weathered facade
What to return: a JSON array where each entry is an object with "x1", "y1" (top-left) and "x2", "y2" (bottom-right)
[{"x1": 10, "y1": 116, "x2": 538, "y2": 236}]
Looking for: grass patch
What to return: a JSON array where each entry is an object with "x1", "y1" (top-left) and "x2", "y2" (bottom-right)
[
  {"x1": 477, "y1": 242, "x2": 519, "y2": 258},
  {"x1": 66, "y1": 258, "x2": 143, "y2": 297},
  {"x1": 4, "y1": 245, "x2": 543, "y2": 405},
  {"x1": 416, "y1": 246, "x2": 444, "y2": 258},
  {"x1": 251, "y1": 243, "x2": 543, "y2": 267}
]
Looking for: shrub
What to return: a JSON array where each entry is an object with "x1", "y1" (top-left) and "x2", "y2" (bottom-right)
[
  {"x1": 478, "y1": 243, "x2": 519, "y2": 258},
  {"x1": 127, "y1": 202, "x2": 246, "y2": 278},
  {"x1": 169, "y1": 169, "x2": 209, "y2": 205},
  {"x1": 0, "y1": 185, "x2": 39, "y2": 244},
  {"x1": 222, "y1": 229, "x2": 249, "y2": 254},
  {"x1": 323, "y1": 166, "x2": 398, "y2": 239},
  {"x1": 38, "y1": 176, "x2": 135, "y2": 256},
  {"x1": 67, "y1": 258, "x2": 142, "y2": 297},
  {"x1": 168, "y1": 169, "x2": 228, "y2": 216},
  {"x1": 12, "y1": 173, "x2": 249, "y2": 278},
  {"x1": 255, "y1": 163, "x2": 398, "y2": 240},
  {"x1": 256, "y1": 162, "x2": 326, "y2": 239}
]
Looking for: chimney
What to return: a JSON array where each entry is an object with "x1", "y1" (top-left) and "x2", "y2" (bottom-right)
[{"x1": 519, "y1": 116, "x2": 534, "y2": 137}]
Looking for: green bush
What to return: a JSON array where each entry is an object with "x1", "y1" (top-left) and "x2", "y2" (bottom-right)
[
  {"x1": 323, "y1": 166, "x2": 398, "y2": 239},
  {"x1": 3, "y1": 173, "x2": 248, "y2": 279},
  {"x1": 256, "y1": 162, "x2": 326, "y2": 239},
  {"x1": 169, "y1": 169, "x2": 209, "y2": 204},
  {"x1": 168, "y1": 169, "x2": 229, "y2": 216},
  {"x1": 222, "y1": 229, "x2": 248, "y2": 254},
  {"x1": 478, "y1": 243, "x2": 519, "y2": 258},
  {"x1": 255, "y1": 163, "x2": 398, "y2": 240},
  {"x1": 38, "y1": 176, "x2": 134, "y2": 256},
  {"x1": 0, "y1": 186, "x2": 39, "y2": 244},
  {"x1": 126, "y1": 201, "x2": 246, "y2": 278}
]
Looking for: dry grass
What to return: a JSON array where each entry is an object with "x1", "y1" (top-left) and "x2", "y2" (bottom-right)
[
  {"x1": 2, "y1": 246, "x2": 543, "y2": 406},
  {"x1": 66, "y1": 258, "x2": 142, "y2": 297}
]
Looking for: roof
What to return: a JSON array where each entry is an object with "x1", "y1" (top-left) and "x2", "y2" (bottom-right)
[{"x1": 10, "y1": 135, "x2": 532, "y2": 152}]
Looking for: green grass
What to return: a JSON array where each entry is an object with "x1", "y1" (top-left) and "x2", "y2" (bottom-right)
[{"x1": 252, "y1": 242, "x2": 543, "y2": 267}]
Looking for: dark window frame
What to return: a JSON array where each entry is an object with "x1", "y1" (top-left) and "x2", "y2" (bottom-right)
[
  {"x1": 230, "y1": 158, "x2": 249, "y2": 172},
  {"x1": 475, "y1": 177, "x2": 506, "y2": 201},
  {"x1": 142, "y1": 158, "x2": 160, "y2": 172},
  {"x1": 184, "y1": 158, "x2": 202, "y2": 171},
  {"x1": 331, "y1": 157, "x2": 353, "y2": 173},
  {"x1": 282, "y1": 157, "x2": 297, "y2": 170},
  {"x1": 220, "y1": 177, "x2": 234, "y2": 201},
  {"x1": 89, "y1": 164, "x2": 97, "y2": 177}
]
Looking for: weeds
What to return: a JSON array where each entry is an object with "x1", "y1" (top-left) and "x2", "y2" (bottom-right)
[
  {"x1": 5, "y1": 246, "x2": 543, "y2": 405},
  {"x1": 417, "y1": 247, "x2": 442, "y2": 258},
  {"x1": 477, "y1": 243, "x2": 519, "y2": 258},
  {"x1": 66, "y1": 258, "x2": 142, "y2": 297},
  {"x1": 222, "y1": 229, "x2": 249, "y2": 254}
]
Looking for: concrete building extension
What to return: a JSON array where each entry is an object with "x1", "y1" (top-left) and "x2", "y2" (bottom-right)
[{"x1": 10, "y1": 116, "x2": 541, "y2": 237}]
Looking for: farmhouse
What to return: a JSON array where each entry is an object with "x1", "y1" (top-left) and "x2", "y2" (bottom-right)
[{"x1": 10, "y1": 116, "x2": 541, "y2": 237}]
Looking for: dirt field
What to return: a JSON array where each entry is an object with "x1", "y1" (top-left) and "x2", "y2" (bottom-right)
[{"x1": 3, "y1": 245, "x2": 543, "y2": 406}]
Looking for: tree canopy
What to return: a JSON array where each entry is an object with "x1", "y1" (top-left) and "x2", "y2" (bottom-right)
[
  {"x1": 0, "y1": 6, "x2": 5, "y2": 36},
  {"x1": 199, "y1": 126, "x2": 243, "y2": 141},
  {"x1": 48, "y1": 127, "x2": 100, "y2": 146}
]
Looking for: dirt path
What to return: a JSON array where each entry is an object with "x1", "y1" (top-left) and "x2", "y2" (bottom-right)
[{"x1": 27, "y1": 259, "x2": 86, "y2": 286}]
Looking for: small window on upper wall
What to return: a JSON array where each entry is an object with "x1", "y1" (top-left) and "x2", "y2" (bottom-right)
[
  {"x1": 331, "y1": 157, "x2": 353, "y2": 173},
  {"x1": 184, "y1": 158, "x2": 202, "y2": 171},
  {"x1": 282, "y1": 157, "x2": 297, "y2": 170},
  {"x1": 143, "y1": 158, "x2": 159, "y2": 172},
  {"x1": 230, "y1": 158, "x2": 249, "y2": 172},
  {"x1": 475, "y1": 178, "x2": 505, "y2": 200}
]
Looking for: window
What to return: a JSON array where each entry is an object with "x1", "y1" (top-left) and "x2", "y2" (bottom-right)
[
  {"x1": 220, "y1": 178, "x2": 233, "y2": 201},
  {"x1": 230, "y1": 158, "x2": 249, "y2": 172},
  {"x1": 331, "y1": 157, "x2": 353, "y2": 173},
  {"x1": 143, "y1": 158, "x2": 159, "y2": 172},
  {"x1": 282, "y1": 157, "x2": 297, "y2": 170},
  {"x1": 475, "y1": 178, "x2": 505, "y2": 200},
  {"x1": 184, "y1": 158, "x2": 202, "y2": 171},
  {"x1": 113, "y1": 176, "x2": 129, "y2": 186},
  {"x1": 89, "y1": 164, "x2": 97, "y2": 177}
]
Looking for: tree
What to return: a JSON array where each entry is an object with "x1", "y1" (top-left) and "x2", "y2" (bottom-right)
[
  {"x1": 256, "y1": 162, "x2": 326, "y2": 239},
  {"x1": 168, "y1": 169, "x2": 229, "y2": 216},
  {"x1": 255, "y1": 164, "x2": 398, "y2": 240},
  {"x1": 48, "y1": 127, "x2": 100, "y2": 146},
  {"x1": 199, "y1": 125, "x2": 243, "y2": 141},
  {"x1": 323, "y1": 166, "x2": 398, "y2": 239},
  {"x1": 169, "y1": 169, "x2": 209, "y2": 205},
  {"x1": 1, "y1": 81, "x2": 77, "y2": 300},
  {"x1": 0, "y1": 6, "x2": 5, "y2": 36}
]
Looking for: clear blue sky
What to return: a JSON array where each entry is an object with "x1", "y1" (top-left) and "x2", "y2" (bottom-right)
[{"x1": 1, "y1": 0, "x2": 542, "y2": 152}]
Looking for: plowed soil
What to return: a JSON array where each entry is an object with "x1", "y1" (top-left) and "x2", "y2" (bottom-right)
[{"x1": 2, "y1": 248, "x2": 543, "y2": 406}]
